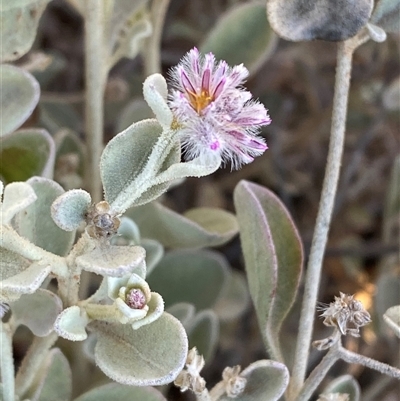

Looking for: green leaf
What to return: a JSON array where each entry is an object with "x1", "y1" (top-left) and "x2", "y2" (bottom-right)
[
  {"x1": 147, "y1": 249, "x2": 229, "y2": 310},
  {"x1": 187, "y1": 309, "x2": 219, "y2": 363},
  {"x1": 141, "y1": 239, "x2": 164, "y2": 274},
  {"x1": 74, "y1": 382, "x2": 167, "y2": 401},
  {"x1": 14, "y1": 177, "x2": 75, "y2": 256},
  {"x1": 90, "y1": 312, "x2": 188, "y2": 386},
  {"x1": 54, "y1": 305, "x2": 89, "y2": 341},
  {"x1": 126, "y1": 202, "x2": 238, "y2": 248},
  {"x1": 100, "y1": 119, "x2": 180, "y2": 211},
  {"x1": 233, "y1": 180, "x2": 303, "y2": 361},
  {"x1": 0, "y1": 129, "x2": 55, "y2": 183},
  {"x1": 39, "y1": 101, "x2": 82, "y2": 134},
  {"x1": 216, "y1": 360, "x2": 289, "y2": 401},
  {"x1": 200, "y1": 2, "x2": 277, "y2": 75},
  {"x1": 76, "y1": 245, "x2": 146, "y2": 278},
  {"x1": 0, "y1": 65, "x2": 40, "y2": 136},
  {"x1": 166, "y1": 302, "x2": 196, "y2": 326},
  {"x1": 51, "y1": 189, "x2": 91, "y2": 232},
  {"x1": 323, "y1": 375, "x2": 361, "y2": 401},
  {"x1": 267, "y1": 0, "x2": 373, "y2": 41},
  {"x1": 214, "y1": 271, "x2": 250, "y2": 321},
  {"x1": 383, "y1": 305, "x2": 400, "y2": 338},
  {"x1": 0, "y1": 0, "x2": 52, "y2": 62},
  {"x1": 371, "y1": 0, "x2": 400, "y2": 33},
  {"x1": 10, "y1": 289, "x2": 62, "y2": 337},
  {"x1": 29, "y1": 348, "x2": 72, "y2": 401}
]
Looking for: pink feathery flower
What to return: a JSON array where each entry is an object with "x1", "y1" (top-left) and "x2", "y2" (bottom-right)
[{"x1": 168, "y1": 48, "x2": 271, "y2": 169}]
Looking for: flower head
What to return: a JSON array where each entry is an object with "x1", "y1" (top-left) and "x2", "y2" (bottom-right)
[
  {"x1": 107, "y1": 273, "x2": 164, "y2": 330},
  {"x1": 168, "y1": 48, "x2": 270, "y2": 169},
  {"x1": 318, "y1": 292, "x2": 371, "y2": 337}
]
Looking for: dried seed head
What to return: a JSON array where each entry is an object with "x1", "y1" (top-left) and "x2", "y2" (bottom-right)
[
  {"x1": 125, "y1": 288, "x2": 147, "y2": 309},
  {"x1": 222, "y1": 365, "x2": 247, "y2": 398},
  {"x1": 317, "y1": 393, "x2": 350, "y2": 401},
  {"x1": 86, "y1": 201, "x2": 121, "y2": 239},
  {"x1": 319, "y1": 292, "x2": 371, "y2": 337},
  {"x1": 174, "y1": 347, "x2": 206, "y2": 394}
]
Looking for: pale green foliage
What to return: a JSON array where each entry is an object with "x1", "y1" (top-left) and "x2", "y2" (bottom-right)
[
  {"x1": 234, "y1": 180, "x2": 303, "y2": 362},
  {"x1": 323, "y1": 375, "x2": 361, "y2": 401},
  {"x1": 54, "y1": 306, "x2": 90, "y2": 341},
  {"x1": 201, "y1": 2, "x2": 277, "y2": 75},
  {"x1": 383, "y1": 305, "x2": 400, "y2": 338},
  {"x1": 370, "y1": 0, "x2": 400, "y2": 33},
  {"x1": 0, "y1": 65, "x2": 40, "y2": 136}
]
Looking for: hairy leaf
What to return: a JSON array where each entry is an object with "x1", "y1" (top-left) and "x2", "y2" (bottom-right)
[
  {"x1": 0, "y1": 65, "x2": 39, "y2": 137},
  {"x1": 91, "y1": 313, "x2": 188, "y2": 386},
  {"x1": 371, "y1": 0, "x2": 400, "y2": 33},
  {"x1": 323, "y1": 375, "x2": 361, "y2": 401},
  {"x1": 267, "y1": 0, "x2": 373, "y2": 41},
  {"x1": 54, "y1": 306, "x2": 89, "y2": 341},
  {"x1": 383, "y1": 305, "x2": 400, "y2": 338},
  {"x1": 234, "y1": 181, "x2": 303, "y2": 361}
]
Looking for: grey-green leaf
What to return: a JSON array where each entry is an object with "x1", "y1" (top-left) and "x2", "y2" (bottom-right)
[
  {"x1": 90, "y1": 312, "x2": 188, "y2": 386},
  {"x1": 323, "y1": 375, "x2": 361, "y2": 401},
  {"x1": 267, "y1": 0, "x2": 373, "y2": 41},
  {"x1": 74, "y1": 382, "x2": 167, "y2": 401},
  {"x1": 0, "y1": 0, "x2": 52, "y2": 62},
  {"x1": 10, "y1": 289, "x2": 62, "y2": 337},
  {"x1": 201, "y1": 2, "x2": 277, "y2": 75},
  {"x1": 167, "y1": 302, "x2": 196, "y2": 326},
  {"x1": 126, "y1": 202, "x2": 238, "y2": 248},
  {"x1": 216, "y1": 360, "x2": 289, "y2": 401},
  {"x1": 383, "y1": 305, "x2": 400, "y2": 338},
  {"x1": 100, "y1": 119, "x2": 180, "y2": 211},
  {"x1": 370, "y1": 0, "x2": 400, "y2": 33},
  {"x1": 116, "y1": 99, "x2": 154, "y2": 134},
  {"x1": 54, "y1": 305, "x2": 89, "y2": 341},
  {"x1": 187, "y1": 309, "x2": 219, "y2": 363},
  {"x1": 0, "y1": 65, "x2": 40, "y2": 137},
  {"x1": 30, "y1": 348, "x2": 72, "y2": 401},
  {"x1": 14, "y1": 177, "x2": 75, "y2": 256},
  {"x1": 0, "y1": 129, "x2": 55, "y2": 183},
  {"x1": 233, "y1": 180, "x2": 303, "y2": 361},
  {"x1": 147, "y1": 249, "x2": 229, "y2": 310}
]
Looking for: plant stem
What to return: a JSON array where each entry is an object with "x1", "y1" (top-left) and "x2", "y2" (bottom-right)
[
  {"x1": 143, "y1": 0, "x2": 171, "y2": 76},
  {"x1": 84, "y1": 0, "x2": 107, "y2": 203},
  {"x1": 337, "y1": 347, "x2": 400, "y2": 379},
  {"x1": 289, "y1": 35, "x2": 364, "y2": 399},
  {"x1": 15, "y1": 331, "x2": 58, "y2": 398},
  {"x1": 0, "y1": 323, "x2": 14, "y2": 401},
  {"x1": 195, "y1": 389, "x2": 212, "y2": 401}
]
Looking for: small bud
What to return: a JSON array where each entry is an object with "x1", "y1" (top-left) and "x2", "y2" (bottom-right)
[
  {"x1": 86, "y1": 201, "x2": 121, "y2": 239},
  {"x1": 318, "y1": 292, "x2": 371, "y2": 337},
  {"x1": 125, "y1": 288, "x2": 147, "y2": 309}
]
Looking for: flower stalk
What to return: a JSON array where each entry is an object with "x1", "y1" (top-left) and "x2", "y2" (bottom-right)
[{"x1": 289, "y1": 31, "x2": 370, "y2": 400}]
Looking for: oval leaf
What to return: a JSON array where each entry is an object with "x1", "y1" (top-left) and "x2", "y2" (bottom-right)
[
  {"x1": 10, "y1": 289, "x2": 62, "y2": 337},
  {"x1": 0, "y1": 65, "x2": 40, "y2": 136},
  {"x1": 91, "y1": 312, "x2": 188, "y2": 386},
  {"x1": 30, "y1": 348, "x2": 72, "y2": 401},
  {"x1": 54, "y1": 306, "x2": 89, "y2": 341},
  {"x1": 233, "y1": 180, "x2": 303, "y2": 361},
  {"x1": 216, "y1": 360, "x2": 289, "y2": 401},
  {"x1": 14, "y1": 177, "x2": 75, "y2": 256},
  {"x1": 74, "y1": 382, "x2": 167, "y2": 401},
  {"x1": 147, "y1": 249, "x2": 229, "y2": 310},
  {"x1": 267, "y1": 0, "x2": 373, "y2": 41},
  {"x1": 126, "y1": 202, "x2": 238, "y2": 249},
  {"x1": 323, "y1": 375, "x2": 361, "y2": 401},
  {"x1": 0, "y1": 129, "x2": 55, "y2": 183},
  {"x1": 0, "y1": 0, "x2": 51, "y2": 62},
  {"x1": 167, "y1": 302, "x2": 196, "y2": 326},
  {"x1": 100, "y1": 119, "x2": 180, "y2": 211},
  {"x1": 201, "y1": 2, "x2": 277, "y2": 75},
  {"x1": 383, "y1": 305, "x2": 400, "y2": 338},
  {"x1": 187, "y1": 309, "x2": 219, "y2": 363},
  {"x1": 116, "y1": 99, "x2": 154, "y2": 134}
]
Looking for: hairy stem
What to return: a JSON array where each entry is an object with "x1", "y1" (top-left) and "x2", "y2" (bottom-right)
[
  {"x1": 15, "y1": 331, "x2": 58, "y2": 398},
  {"x1": 289, "y1": 35, "x2": 365, "y2": 399},
  {"x1": 0, "y1": 323, "x2": 14, "y2": 401},
  {"x1": 143, "y1": 0, "x2": 171, "y2": 75},
  {"x1": 337, "y1": 347, "x2": 400, "y2": 379},
  {"x1": 84, "y1": 0, "x2": 107, "y2": 203}
]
